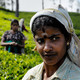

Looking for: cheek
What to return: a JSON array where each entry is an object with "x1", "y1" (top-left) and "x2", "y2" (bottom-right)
[
  {"x1": 55, "y1": 42, "x2": 66, "y2": 49},
  {"x1": 36, "y1": 43, "x2": 44, "y2": 53},
  {"x1": 12, "y1": 26, "x2": 15, "y2": 29},
  {"x1": 55, "y1": 41, "x2": 67, "y2": 56},
  {"x1": 54, "y1": 38, "x2": 66, "y2": 49},
  {"x1": 15, "y1": 27, "x2": 19, "y2": 29}
]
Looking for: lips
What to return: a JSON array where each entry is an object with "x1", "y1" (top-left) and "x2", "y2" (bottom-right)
[{"x1": 43, "y1": 52, "x2": 57, "y2": 58}]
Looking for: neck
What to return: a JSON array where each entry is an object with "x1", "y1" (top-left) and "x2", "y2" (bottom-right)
[
  {"x1": 11, "y1": 30, "x2": 17, "y2": 33},
  {"x1": 43, "y1": 56, "x2": 66, "y2": 78}
]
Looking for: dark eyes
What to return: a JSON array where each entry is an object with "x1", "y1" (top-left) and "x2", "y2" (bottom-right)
[
  {"x1": 37, "y1": 39, "x2": 44, "y2": 44},
  {"x1": 50, "y1": 37, "x2": 60, "y2": 41},
  {"x1": 37, "y1": 37, "x2": 60, "y2": 44},
  {"x1": 13, "y1": 24, "x2": 19, "y2": 26}
]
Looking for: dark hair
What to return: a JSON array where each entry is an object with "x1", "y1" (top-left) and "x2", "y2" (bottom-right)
[
  {"x1": 11, "y1": 19, "x2": 19, "y2": 25},
  {"x1": 11, "y1": 19, "x2": 19, "y2": 29},
  {"x1": 32, "y1": 16, "x2": 71, "y2": 50},
  {"x1": 32, "y1": 16, "x2": 71, "y2": 39}
]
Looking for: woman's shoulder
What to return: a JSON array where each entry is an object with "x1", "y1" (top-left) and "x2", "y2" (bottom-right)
[
  {"x1": 22, "y1": 62, "x2": 43, "y2": 80},
  {"x1": 71, "y1": 62, "x2": 80, "y2": 72},
  {"x1": 68, "y1": 62, "x2": 80, "y2": 79},
  {"x1": 17, "y1": 31, "x2": 24, "y2": 34},
  {"x1": 2, "y1": 30, "x2": 11, "y2": 36},
  {"x1": 4, "y1": 30, "x2": 10, "y2": 33}
]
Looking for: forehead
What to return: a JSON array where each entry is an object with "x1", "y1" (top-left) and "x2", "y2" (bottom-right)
[
  {"x1": 13, "y1": 22, "x2": 18, "y2": 24},
  {"x1": 12, "y1": 22, "x2": 18, "y2": 25},
  {"x1": 35, "y1": 27, "x2": 62, "y2": 38}
]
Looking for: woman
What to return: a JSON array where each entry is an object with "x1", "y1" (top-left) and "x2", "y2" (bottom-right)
[
  {"x1": 19, "y1": 18, "x2": 28, "y2": 32},
  {"x1": 22, "y1": 5, "x2": 80, "y2": 80},
  {"x1": 1, "y1": 19, "x2": 26, "y2": 54}
]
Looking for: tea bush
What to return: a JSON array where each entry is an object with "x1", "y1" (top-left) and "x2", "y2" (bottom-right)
[{"x1": 0, "y1": 50, "x2": 42, "y2": 80}]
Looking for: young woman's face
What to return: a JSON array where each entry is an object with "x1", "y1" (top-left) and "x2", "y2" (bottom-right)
[
  {"x1": 34, "y1": 27, "x2": 67, "y2": 65},
  {"x1": 11, "y1": 22, "x2": 19, "y2": 31}
]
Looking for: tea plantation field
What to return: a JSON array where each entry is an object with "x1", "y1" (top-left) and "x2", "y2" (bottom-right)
[{"x1": 0, "y1": 7, "x2": 80, "y2": 80}]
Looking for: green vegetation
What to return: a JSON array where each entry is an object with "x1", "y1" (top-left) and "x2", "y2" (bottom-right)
[
  {"x1": 69, "y1": 12, "x2": 80, "y2": 39},
  {"x1": 0, "y1": 8, "x2": 42, "y2": 80},
  {"x1": 0, "y1": 8, "x2": 80, "y2": 80}
]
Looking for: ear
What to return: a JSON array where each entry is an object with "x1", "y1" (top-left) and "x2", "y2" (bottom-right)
[
  {"x1": 32, "y1": 46, "x2": 37, "y2": 51},
  {"x1": 11, "y1": 26, "x2": 12, "y2": 29},
  {"x1": 33, "y1": 36, "x2": 36, "y2": 42},
  {"x1": 66, "y1": 34, "x2": 72, "y2": 43}
]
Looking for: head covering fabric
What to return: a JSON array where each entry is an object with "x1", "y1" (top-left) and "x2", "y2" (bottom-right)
[
  {"x1": 30, "y1": 5, "x2": 80, "y2": 67},
  {"x1": 19, "y1": 18, "x2": 24, "y2": 31}
]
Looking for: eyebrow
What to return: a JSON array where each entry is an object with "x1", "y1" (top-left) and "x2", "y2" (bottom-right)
[
  {"x1": 48, "y1": 33, "x2": 61, "y2": 39},
  {"x1": 35, "y1": 33, "x2": 61, "y2": 40}
]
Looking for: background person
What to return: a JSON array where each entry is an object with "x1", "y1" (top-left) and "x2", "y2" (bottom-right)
[
  {"x1": 22, "y1": 5, "x2": 80, "y2": 80},
  {"x1": 1, "y1": 19, "x2": 26, "y2": 54},
  {"x1": 19, "y1": 18, "x2": 28, "y2": 32}
]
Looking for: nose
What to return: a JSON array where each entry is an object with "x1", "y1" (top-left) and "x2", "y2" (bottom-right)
[{"x1": 43, "y1": 40, "x2": 53, "y2": 52}]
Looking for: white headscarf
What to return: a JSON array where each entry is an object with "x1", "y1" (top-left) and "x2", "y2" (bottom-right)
[
  {"x1": 30, "y1": 5, "x2": 80, "y2": 67},
  {"x1": 19, "y1": 18, "x2": 24, "y2": 31}
]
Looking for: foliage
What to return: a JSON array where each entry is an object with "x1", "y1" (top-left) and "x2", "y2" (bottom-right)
[
  {"x1": 0, "y1": 50, "x2": 42, "y2": 80},
  {"x1": 0, "y1": 7, "x2": 80, "y2": 79},
  {"x1": 69, "y1": 12, "x2": 80, "y2": 30}
]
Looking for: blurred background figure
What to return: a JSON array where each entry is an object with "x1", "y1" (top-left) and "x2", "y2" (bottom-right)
[
  {"x1": 19, "y1": 18, "x2": 28, "y2": 32},
  {"x1": 1, "y1": 19, "x2": 26, "y2": 54}
]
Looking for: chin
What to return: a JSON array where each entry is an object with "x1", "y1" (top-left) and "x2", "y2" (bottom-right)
[
  {"x1": 44, "y1": 60, "x2": 58, "y2": 66},
  {"x1": 14, "y1": 30, "x2": 18, "y2": 32}
]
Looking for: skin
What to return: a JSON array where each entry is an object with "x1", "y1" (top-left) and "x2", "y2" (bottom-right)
[
  {"x1": 1, "y1": 22, "x2": 25, "y2": 48},
  {"x1": 34, "y1": 27, "x2": 68, "y2": 80},
  {"x1": 11, "y1": 23, "x2": 19, "y2": 32}
]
